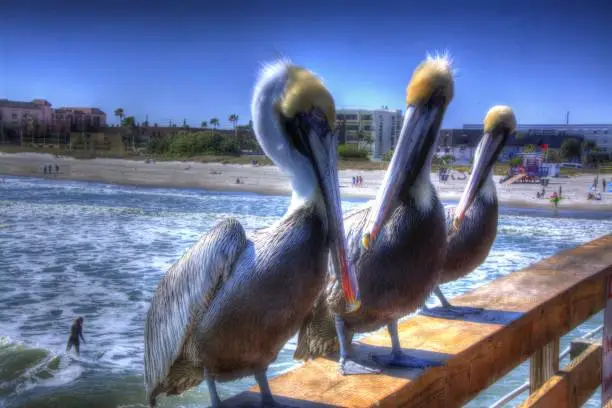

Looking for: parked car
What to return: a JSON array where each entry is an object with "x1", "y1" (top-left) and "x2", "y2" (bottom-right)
[{"x1": 560, "y1": 162, "x2": 583, "y2": 168}]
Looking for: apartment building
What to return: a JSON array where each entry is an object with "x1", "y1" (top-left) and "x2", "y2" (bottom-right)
[{"x1": 336, "y1": 108, "x2": 403, "y2": 159}]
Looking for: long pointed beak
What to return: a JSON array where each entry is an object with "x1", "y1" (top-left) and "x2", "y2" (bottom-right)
[
  {"x1": 305, "y1": 112, "x2": 361, "y2": 313},
  {"x1": 452, "y1": 132, "x2": 499, "y2": 232},
  {"x1": 361, "y1": 104, "x2": 442, "y2": 250}
]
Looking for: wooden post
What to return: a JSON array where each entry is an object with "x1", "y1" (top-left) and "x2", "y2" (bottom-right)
[
  {"x1": 530, "y1": 339, "x2": 560, "y2": 393},
  {"x1": 569, "y1": 338, "x2": 599, "y2": 360}
]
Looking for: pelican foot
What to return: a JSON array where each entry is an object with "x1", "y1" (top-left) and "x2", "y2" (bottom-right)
[
  {"x1": 339, "y1": 357, "x2": 382, "y2": 375},
  {"x1": 371, "y1": 351, "x2": 443, "y2": 369},
  {"x1": 420, "y1": 305, "x2": 484, "y2": 319}
]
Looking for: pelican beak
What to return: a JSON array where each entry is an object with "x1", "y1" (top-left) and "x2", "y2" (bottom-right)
[
  {"x1": 280, "y1": 67, "x2": 361, "y2": 313},
  {"x1": 362, "y1": 55, "x2": 455, "y2": 250},
  {"x1": 452, "y1": 105, "x2": 516, "y2": 232},
  {"x1": 302, "y1": 109, "x2": 361, "y2": 313}
]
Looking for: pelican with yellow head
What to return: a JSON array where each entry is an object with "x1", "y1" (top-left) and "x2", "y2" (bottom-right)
[
  {"x1": 294, "y1": 53, "x2": 454, "y2": 373},
  {"x1": 422, "y1": 105, "x2": 517, "y2": 319},
  {"x1": 143, "y1": 60, "x2": 360, "y2": 407}
]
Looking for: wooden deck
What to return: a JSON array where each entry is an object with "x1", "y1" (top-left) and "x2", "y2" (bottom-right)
[{"x1": 226, "y1": 234, "x2": 612, "y2": 407}]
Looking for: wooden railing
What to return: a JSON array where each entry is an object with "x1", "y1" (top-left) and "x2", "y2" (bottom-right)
[{"x1": 225, "y1": 234, "x2": 612, "y2": 407}]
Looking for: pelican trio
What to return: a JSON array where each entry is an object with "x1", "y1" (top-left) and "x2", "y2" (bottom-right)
[{"x1": 144, "y1": 54, "x2": 517, "y2": 406}]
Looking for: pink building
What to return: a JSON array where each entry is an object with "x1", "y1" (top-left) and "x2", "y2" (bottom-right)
[
  {"x1": 0, "y1": 98, "x2": 54, "y2": 126},
  {"x1": 0, "y1": 99, "x2": 107, "y2": 132},
  {"x1": 54, "y1": 107, "x2": 107, "y2": 130}
]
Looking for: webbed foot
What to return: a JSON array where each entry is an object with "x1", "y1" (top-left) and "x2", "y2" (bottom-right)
[
  {"x1": 420, "y1": 305, "x2": 484, "y2": 319},
  {"x1": 371, "y1": 350, "x2": 443, "y2": 369},
  {"x1": 339, "y1": 356, "x2": 381, "y2": 375}
]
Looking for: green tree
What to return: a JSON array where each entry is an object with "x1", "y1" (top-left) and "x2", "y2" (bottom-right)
[
  {"x1": 582, "y1": 140, "x2": 596, "y2": 151},
  {"x1": 560, "y1": 138, "x2": 581, "y2": 161},
  {"x1": 382, "y1": 148, "x2": 394, "y2": 162},
  {"x1": 523, "y1": 144, "x2": 537, "y2": 153},
  {"x1": 228, "y1": 114, "x2": 239, "y2": 137},
  {"x1": 210, "y1": 118, "x2": 219, "y2": 129},
  {"x1": 114, "y1": 108, "x2": 124, "y2": 125},
  {"x1": 356, "y1": 130, "x2": 374, "y2": 146},
  {"x1": 122, "y1": 116, "x2": 136, "y2": 150},
  {"x1": 201, "y1": 121, "x2": 208, "y2": 129}
]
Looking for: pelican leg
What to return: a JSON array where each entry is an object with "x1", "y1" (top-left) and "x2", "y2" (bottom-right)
[
  {"x1": 205, "y1": 376, "x2": 222, "y2": 408},
  {"x1": 420, "y1": 286, "x2": 483, "y2": 318},
  {"x1": 255, "y1": 371, "x2": 298, "y2": 408},
  {"x1": 335, "y1": 315, "x2": 381, "y2": 375},
  {"x1": 371, "y1": 320, "x2": 443, "y2": 369}
]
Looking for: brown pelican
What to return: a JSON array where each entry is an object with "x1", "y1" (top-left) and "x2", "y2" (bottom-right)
[
  {"x1": 294, "y1": 54, "x2": 454, "y2": 374},
  {"x1": 422, "y1": 106, "x2": 517, "y2": 319},
  {"x1": 143, "y1": 60, "x2": 361, "y2": 407}
]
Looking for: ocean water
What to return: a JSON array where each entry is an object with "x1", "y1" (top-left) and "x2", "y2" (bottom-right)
[{"x1": 0, "y1": 175, "x2": 611, "y2": 408}]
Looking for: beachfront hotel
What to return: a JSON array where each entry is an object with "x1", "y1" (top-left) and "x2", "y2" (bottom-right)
[
  {"x1": 463, "y1": 123, "x2": 611, "y2": 153},
  {"x1": 0, "y1": 98, "x2": 107, "y2": 132},
  {"x1": 336, "y1": 108, "x2": 403, "y2": 159}
]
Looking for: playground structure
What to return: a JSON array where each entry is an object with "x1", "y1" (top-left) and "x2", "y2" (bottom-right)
[{"x1": 500, "y1": 153, "x2": 558, "y2": 185}]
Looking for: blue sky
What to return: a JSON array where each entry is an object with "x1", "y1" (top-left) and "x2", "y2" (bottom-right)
[{"x1": 1, "y1": 0, "x2": 611, "y2": 128}]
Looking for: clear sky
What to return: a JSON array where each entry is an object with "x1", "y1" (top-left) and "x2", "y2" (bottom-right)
[{"x1": 1, "y1": 0, "x2": 611, "y2": 128}]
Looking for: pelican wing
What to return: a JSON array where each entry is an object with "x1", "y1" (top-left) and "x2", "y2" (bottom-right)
[{"x1": 144, "y1": 218, "x2": 248, "y2": 399}]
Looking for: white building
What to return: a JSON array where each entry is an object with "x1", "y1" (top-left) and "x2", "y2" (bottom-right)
[
  {"x1": 337, "y1": 108, "x2": 403, "y2": 159},
  {"x1": 463, "y1": 123, "x2": 611, "y2": 152}
]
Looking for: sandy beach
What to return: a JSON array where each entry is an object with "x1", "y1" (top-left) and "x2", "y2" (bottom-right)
[{"x1": 1, "y1": 152, "x2": 611, "y2": 211}]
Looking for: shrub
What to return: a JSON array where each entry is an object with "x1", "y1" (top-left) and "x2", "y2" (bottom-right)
[{"x1": 338, "y1": 144, "x2": 368, "y2": 159}]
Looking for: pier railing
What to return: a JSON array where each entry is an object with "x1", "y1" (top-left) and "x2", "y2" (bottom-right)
[{"x1": 226, "y1": 234, "x2": 612, "y2": 407}]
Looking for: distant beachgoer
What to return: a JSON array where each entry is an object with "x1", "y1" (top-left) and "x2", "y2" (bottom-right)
[
  {"x1": 550, "y1": 192, "x2": 561, "y2": 208},
  {"x1": 236, "y1": 177, "x2": 241, "y2": 184},
  {"x1": 352, "y1": 176, "x2": 356, "y2": 186},
  {"x1": 66, "y1": 317, "x2": 86, "y2": 356},
  {"x1": 358, "y1": 176, "x2": 363, "y2": 186},
  {"x1": 43, "y1": 165, "x2": 47, "y2": 175},
  {"x1": 56, "y1": 164, "x2": 60, "y2": 173},
  {"x1": 603, "y1": 178, "x2": 607, "y2": 192},
  {"x1": 558, "y1": 185, "x2": 562, "y2": 197}
]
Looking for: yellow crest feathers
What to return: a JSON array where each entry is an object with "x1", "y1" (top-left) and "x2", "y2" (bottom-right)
[
  {"x1": 483, "y1": 105, "x2": 517, "y2": 134},
  {"x1": 280, "y1": 66, "x2": 336, "y2": 127},
  {"x1": 406, "y1": 53, "x2": 455, "y2": 106}
]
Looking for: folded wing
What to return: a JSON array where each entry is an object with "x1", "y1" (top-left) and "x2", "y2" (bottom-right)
[{"x1": 144, "y1": 218, "x2": 248, "y2": 402}]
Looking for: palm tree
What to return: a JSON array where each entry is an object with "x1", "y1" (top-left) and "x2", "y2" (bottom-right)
[
  {"x1": 228, "y1": 114, "x2": 239, "y2": 137},
  {"x1": 210, "y1": 118, "x2": 219, "y2": 131},
  {"x1": 201, "y1": 121, "x2": 208, "y2": 129},
  {"x1": 114, "y1": 108, "x2": 124, "y2": 125}
]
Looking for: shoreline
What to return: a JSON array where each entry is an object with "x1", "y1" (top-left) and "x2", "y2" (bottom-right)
[{"x1": 1, "y1": 152, "x2": 611, "y2": 212}]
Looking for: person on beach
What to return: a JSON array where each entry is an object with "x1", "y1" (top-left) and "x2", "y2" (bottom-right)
[
  {"x1": 66, "y1": 317, "x2": 86, "y2": 356},
  {"x1": 603, "y1": 178, "x2": 607, "y2": 192}
]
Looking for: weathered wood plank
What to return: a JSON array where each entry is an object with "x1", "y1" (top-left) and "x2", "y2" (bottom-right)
[
  {"x1": 226, "y1": 234, "x2": 612, "y2": 408},
  {"x1": 519, "y1": 342, "x2": 602, "y2": 408}
]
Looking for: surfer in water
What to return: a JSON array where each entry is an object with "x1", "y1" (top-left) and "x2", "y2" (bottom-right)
[{"x1": 66, "y1": 317, "x2": 86, "y2": 356}]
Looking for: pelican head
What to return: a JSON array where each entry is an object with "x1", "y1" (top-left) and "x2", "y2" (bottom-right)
[
  {"x1": 251, "y1": 60, "x2": 360, "y2": 313},
  {"x1": 361, "y1": 54, "x2": 455, "y2": 250},
  {"x1": 451, "y1": 105, "x2": 516, "y2": 232}
]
